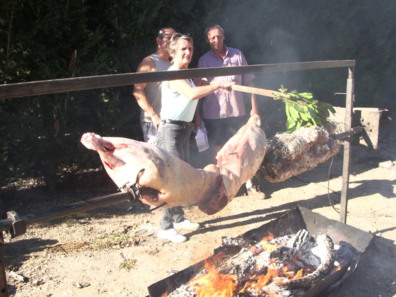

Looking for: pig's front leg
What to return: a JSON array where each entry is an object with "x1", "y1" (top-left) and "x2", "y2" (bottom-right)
[{"x1": 215, "y1": 115, "x2": 267, "y2": 198}]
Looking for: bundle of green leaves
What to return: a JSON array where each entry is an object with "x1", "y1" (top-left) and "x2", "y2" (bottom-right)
[{"x1": 276, "y1": 87, "x2": 336, "y2": 133}]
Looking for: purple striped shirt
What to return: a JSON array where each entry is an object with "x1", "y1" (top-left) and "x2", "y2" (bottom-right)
[{"x1": 197, "y1": 46, "x2": 255, "y2": 119}]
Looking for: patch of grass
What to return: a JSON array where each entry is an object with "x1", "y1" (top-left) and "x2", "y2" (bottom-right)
[
  {"x1": 119, "y1": 258, "x2": 137, "y2": 271},
  {"x1": 94, "y1": 232, "x2": 141, "y2": 249}
]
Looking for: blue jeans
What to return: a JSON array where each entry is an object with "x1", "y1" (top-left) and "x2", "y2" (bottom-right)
[
  {"x1": 156, "y1": 121, "x2": 193, "y2": 229},
  {"x1": 156, "y1": 121, "x2": 193, "y2": 163},
  {"x1": 140, "y1": 120, "x2": 158, "y2": 144},
  {"x1": 204, "y1": 116, "x2": 246, "y2": 147}
]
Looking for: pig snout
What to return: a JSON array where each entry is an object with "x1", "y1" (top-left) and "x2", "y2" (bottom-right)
[
  {"x1": 80, "y1": 132, "x2": 97, "y2": 150},
  {"x1": 81, "y1": 132, "x2": 115, "y2": 152}
]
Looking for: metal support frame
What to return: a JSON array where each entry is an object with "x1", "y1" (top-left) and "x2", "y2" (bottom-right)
[
  {"x1": 340, "y1": 67, "x2": 355, "y2": 223},
  {"x1": 0, "y1": 60, "x2": 355, "y2": 100},
  {"x1": 0, "y1": 234, "x2": 8, "y2": 297}
]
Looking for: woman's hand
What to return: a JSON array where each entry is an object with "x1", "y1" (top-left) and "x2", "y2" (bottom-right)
[
  {"x1": 219, "y1": 81, "x2": 235, "y2": 89},
  {"x1": 211, "y1": 81, "x2": 235, "y2": 90}
]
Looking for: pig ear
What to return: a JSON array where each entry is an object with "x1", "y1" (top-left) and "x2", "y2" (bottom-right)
[{"x1": 101, "y1": 140, "x2": 115, "y2": 152}]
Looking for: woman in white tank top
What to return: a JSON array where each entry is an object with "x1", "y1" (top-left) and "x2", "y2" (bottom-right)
[{"x1": 155, "y1": 33, "x2": 234, "y2": 243}]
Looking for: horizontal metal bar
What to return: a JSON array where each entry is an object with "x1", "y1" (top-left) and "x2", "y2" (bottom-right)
[
  {"x1": 0, "y1": 192, "x2": 131, "y2": 234},
  {"x1": 0, "y1": 60, "x2": 355, "y2": 100}
]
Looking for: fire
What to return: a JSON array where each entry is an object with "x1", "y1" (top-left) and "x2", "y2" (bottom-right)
[
  {"x1": 167, "y1": 231, "x2": 337, "y2": 297},
  {"x1": 262, "y1": 232, "x2": 275, "y2": 241},
  {"x1": 255, "y1": 268, "x2": 279, "y2": 287},
  {"x1": 260, "y1": 232, "x2": 278, "y2": 252},
  {"x1": 240, "y1": 265, "x2": 306, "y2": 294},
  {"x1": 279, "y1": 266, "x2": 305, "y2": 281},
  {"x1": 189, "y1": 260, "x2": 237, "y2": 297},
  {"x1": 291, "y1": 268, "x2": 304, "y2": 280},
  {"x1": 189, "y1": 232, "x2": 310, "y2": 297}
]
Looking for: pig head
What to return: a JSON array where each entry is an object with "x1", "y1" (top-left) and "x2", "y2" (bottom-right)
[{"x1": 80, "y1": 115, "x2": 267, "y2": 215}]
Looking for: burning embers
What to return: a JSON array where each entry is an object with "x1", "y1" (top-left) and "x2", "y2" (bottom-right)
[
  {"x1": 166, "y1": 230, "x2": 348, "y2": 297},
  {"x1": 148, "y1": 208, "x2": 372, "y2": 297}
]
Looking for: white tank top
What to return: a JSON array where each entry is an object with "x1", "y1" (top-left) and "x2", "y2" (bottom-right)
[{"x1": 161, "y1": 66, "x2": 197, "y2": 122}]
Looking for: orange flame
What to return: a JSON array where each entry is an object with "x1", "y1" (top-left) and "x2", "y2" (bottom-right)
[
  {"x1": 172, "y1": 231, "x2": 327, "y2": 296},
  {"x1": 238, "y1": 268, "x2": 279, "y2": 295},
  {"x1": 291, "y1": 268, "x2": 304, "y2": 280},
  {"x1": 262, "y1": 232, "x2": 275, "y2": 241},
  {"x1": 189, "y1": 260, "x2": 237, "y2": 297},
  {"x1": 260, "y1": 232, "x2": 277, "y2": 252},
  {"x1": 256, "y1": 268, "x2": 279, "y2": 287}
]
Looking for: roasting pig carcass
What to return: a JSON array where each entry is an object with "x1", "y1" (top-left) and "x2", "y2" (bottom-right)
[
  {"x1": 80, "y1": 115, "x2": 267, "y2": 215},
  {"x1": 262, "y1": 122, "x2": 340, "y2": 183}
]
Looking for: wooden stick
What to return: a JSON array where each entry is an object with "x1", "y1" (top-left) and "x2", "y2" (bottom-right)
[{"x1": 231, "y1": 84, "x2": 290, "y2": 99}]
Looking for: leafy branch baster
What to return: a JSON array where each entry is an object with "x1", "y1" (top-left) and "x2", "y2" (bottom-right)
[{"x1": 275, "y1": 86, "x2": 336, "y2": 133}]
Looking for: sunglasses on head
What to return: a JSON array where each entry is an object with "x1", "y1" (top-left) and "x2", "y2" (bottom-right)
[
  {"x1": 157, "y1": 30, "x2": 174, "y2": 39},
  {"x1": 171, "y1": 33, "x2": 190, "y2": 40}
]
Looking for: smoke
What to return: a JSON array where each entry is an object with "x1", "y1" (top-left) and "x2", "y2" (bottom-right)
[
  {"x1": 199, "y1": 0, "x2": 396, "y2": 140},
  {"x1": 209, "y1": 1, "x2": 307, "y2": 89}
]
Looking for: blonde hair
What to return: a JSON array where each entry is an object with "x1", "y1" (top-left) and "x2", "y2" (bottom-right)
[{"x1": 167, "y1": 33, "x2": 194, "y2": 56}]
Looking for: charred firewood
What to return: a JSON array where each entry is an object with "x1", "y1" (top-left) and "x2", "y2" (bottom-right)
[
  {"x1": 280, "y1": 234, "x2": 335, "y2": 289},
  {"x1": 165, "y1": 283, "x2": 196, "y2": 297},
  {"x1": 269, "y1": 230, "x2": 319, "y2": 272},
  {"x1": 221, "y1": 235, "x2": 258, "y2": 248},
  {"x1": 217, "y1": 247, "x2": 262, "y2": 278},
  {"x1": 166, "y1": 230, "x2": 337, "y2": 297},
  {"x1": 288, "y1": 229, "x2": 315, "y2": 249}
]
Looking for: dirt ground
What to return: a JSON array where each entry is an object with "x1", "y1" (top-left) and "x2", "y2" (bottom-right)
[{"x1": 2, "y1": 115, "x2": 395, "y2": 297}]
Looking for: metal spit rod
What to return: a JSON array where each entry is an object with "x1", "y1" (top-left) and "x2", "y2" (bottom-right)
[{"x1": 0, "y1": 191, "x2": 131, "y2": 238}]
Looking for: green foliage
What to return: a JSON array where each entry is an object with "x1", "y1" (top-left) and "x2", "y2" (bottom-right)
[
  {"x1": 95, "y1": 232, "x2": 140, "y2": 249},
  {"x1": 277, "y1": 87, "x2": 335, "y2": 133}
]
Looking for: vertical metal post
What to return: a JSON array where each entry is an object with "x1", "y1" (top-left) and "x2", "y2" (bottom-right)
[
  {"x1": 340, "y1": 67, "x2": 355, "y2": 223},
  {"x1": 0, "y1": 233, "x2": 9, "y2": 297}
]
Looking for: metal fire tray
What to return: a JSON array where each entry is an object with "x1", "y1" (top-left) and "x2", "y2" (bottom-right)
[{"x1": 147, "y1": 206, "x2": 374, "y2": 297}]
